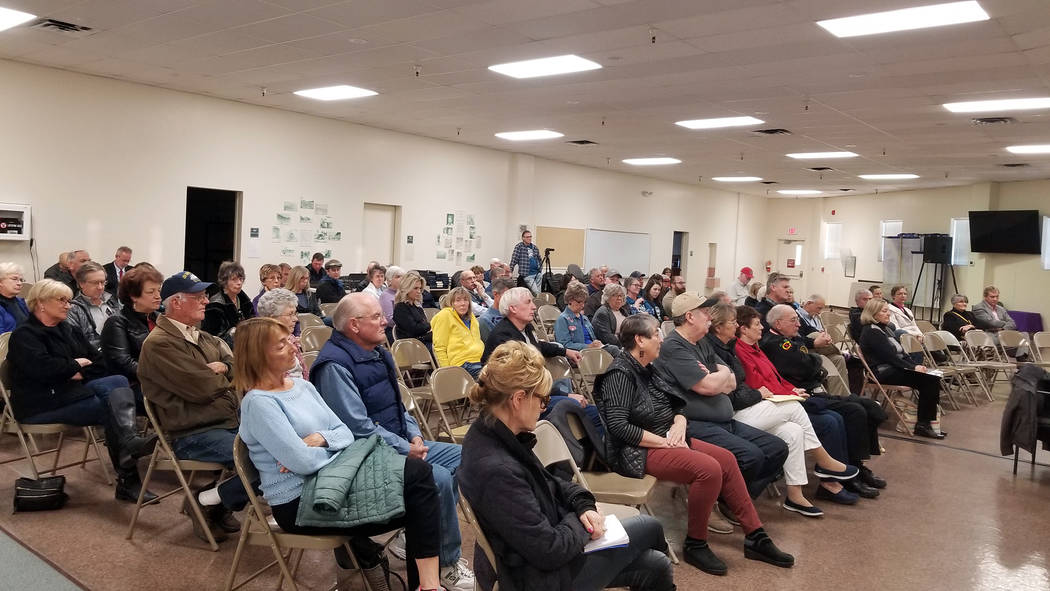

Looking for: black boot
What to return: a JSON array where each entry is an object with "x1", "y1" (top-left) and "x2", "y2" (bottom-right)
[
  {"x1": 108, "y1": 387, "x2": 158, "y2": 464},
  {"x1": 683, "y1": 537, "x2": 727, "y2": 576},
  {"x1": 115, "y1": 468, "x2": 158, "y2": 503}
]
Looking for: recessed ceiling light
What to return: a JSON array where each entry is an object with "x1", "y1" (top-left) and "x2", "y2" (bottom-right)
[
  {"x1": 293, "y1": 85, "x2": 377, "y2": 101},
  {"x1": 816, "y1": 1, "x2": 989, "y2": 38},
  {"x1": 1006, "y1": 144, "x2": 1050, "y2": 154},
  {"x1": 675, "y1": 116, "x2": 764, "y2": 130},
  {"x1": 494, "y1": 130, "x2": 564, "y2": 141},
  {"x1": 944, "y1": 97, "x2": 1050, "y2": 113},
  {"x1": 712, "y1": 176, "x2": 763, "y2": 182},
  {"x1": 786, "y1": 151, "x2": 858, "y2": 159},
  {"x1": 0, "y1": 6, "x2": 35, "y2": 32},
  {"x1": 777, "y1": 189, "x2": 822, "y2": 195},
  {"x1": 858, "y1": 174, "x2": 919, "y2": 180},
  {"x1": 488, "y1": 54, "x2": 601, "y2": 79},
  {"x1": 623, "y1": 157, "x2": 681, "y2": 166}
]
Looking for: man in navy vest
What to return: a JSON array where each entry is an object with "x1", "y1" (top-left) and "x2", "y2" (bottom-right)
[{"x1": 311, "y1": 293, "x2": 473, "y2": 591}]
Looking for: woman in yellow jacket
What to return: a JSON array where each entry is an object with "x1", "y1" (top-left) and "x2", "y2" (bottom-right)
[{"x1": 431, "y1": 287, "x2": 485, "y2": 378}]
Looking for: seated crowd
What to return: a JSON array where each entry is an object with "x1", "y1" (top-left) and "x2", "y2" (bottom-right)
[{"x1": 0, "y1": 239, "x2": 1020, "y2": 591}]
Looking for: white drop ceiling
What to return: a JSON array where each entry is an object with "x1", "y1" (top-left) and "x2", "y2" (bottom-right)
[{"x1": 2, "y1": 0, "x2": 1050, "y2": 197}]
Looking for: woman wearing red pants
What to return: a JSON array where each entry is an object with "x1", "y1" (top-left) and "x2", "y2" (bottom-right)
[{"x1": 596, "y1": 314, "x2": 794, "y2": 576}]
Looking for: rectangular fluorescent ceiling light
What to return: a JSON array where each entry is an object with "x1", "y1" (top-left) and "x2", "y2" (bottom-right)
[
  {"x1": 293, "y1": 85, "x2": 377, "y2": 100},
  {"x1": 778, "y1": 189, "x2": 822, "y2": 195},
  {"x1": 786, "y1": 151, "x2": 858, "y2": 159},
  {"x1": 816, "y1": 1, "x2": 989, "y2": 38},
  {"x1": 1006, "y1": 144, "x2": 1050, "y2": 154},
  {"x1": 623, "y1": 157, "x2": 681, "y2": 166},
  {"x1": 494, "y1": 130, "x2": 564, "y2": 141},
  {"x1": 943, "y1": 97, "x2": 1050, "y2": 113},
  {"x1": 0, "y1": 6, "x2": 36, "y2": 32},
  {"x1": 858, "y1": 174, "x2": 919, "y2": 180},
  {"x1": 488, "y1": 54, "x2": 601, "y2": 79},
  {"x1": 675, "y1": 116, "x2": 764, "y2": 129},
  {"x1": 712, "y1": 176, "x2": 763, "y2": 182}
]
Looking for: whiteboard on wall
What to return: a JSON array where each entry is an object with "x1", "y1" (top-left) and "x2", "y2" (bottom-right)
[{"x1": 584, "y1": 229, "x2": 651, "y2": 275}]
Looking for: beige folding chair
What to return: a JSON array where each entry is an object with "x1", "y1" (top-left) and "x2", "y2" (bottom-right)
[
  {"x1": 916, "y1": 319, "x2": 937, "y2": 334},
  {"x1": 319, "y1": 303, "x2": 338, "y2": 318},
  {"x1": 999, "y1": 330, "x2": 1048, "y2": 367},
  {"x1": 300, "y1": 326, "x2": 333, "y2": 353},
  {"x1": 820, "y1": 355, "x2": 850, "y2": 396},
  {"x1": 531, "y1": 421, "x2": 677, "y2": 564},
  {"x1": 900, "y1": 334, "x2": 961, "y2": 410},
  {"x1": 853, "y1": 349, "x2": 916, "y2": 436},
  {"x1": 660, "y1": 321, "x2": 675, "y2": 338},
  {"x1": 1033, "y1": 331, "x2": 1050, "y2": 362},
  {"x1": 424, "y1": 307, "x2": 440, "y2": 323},
  {"x1": 390, "y1": 339, "x2": 437, "y2": 406},
  {"x1": 429, "y1": 366, "x2": 475, "y2": 444},
  {"x1": 534, "y1": 292, "x2": 557, "y2": 307},
  {"x1": 545, "y1": 356, "x2": 573, "y2": 383},
  {"x1": 224, "y1": 436, "x2": 374, "y2": 591},
  {"x1": 297, "y1": 313, "x2": 324, "y2": 330},
  {"x1": 818, "y1": 310, "x2": 846, "y2": 329},
  {"x1": 923, "y1": 332, "x2": 989, "y2": 404},
  {"x1": 300, "y1": 351, "x2": 318, "y2": 373},
  {"x1": 964, "y1": 330, "x2": 1016, "y2": 388},
  {"x1": 536, "y1": 305, "x2": 561, "y2": 339},
  {"x1": 458, "y1": 495, "x2": 501, "y2": 591},
  {"x1": 934, "y1": 330, "x2": 1005, "y2": 400},
  {"x1": 0, "y1": 333, "x2": 112, "y2": 483},
  {"x1": 399, "y1": 381, "x2": 434, "y2": 442},
  {"x1": 126, "y1": 398, "x2": 228, "y2": 551}
]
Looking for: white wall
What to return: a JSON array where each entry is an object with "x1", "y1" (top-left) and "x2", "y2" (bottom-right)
[{"x1": 0, "y1": 59, "x2": 762, "y2": 295}]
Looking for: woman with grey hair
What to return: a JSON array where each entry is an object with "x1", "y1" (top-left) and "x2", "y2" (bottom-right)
[
  {"x1": 591, "y1": 282, "x2": 631, "y2": 347},
  {"x1": 0, "y1": 261, "x2": 29, "y2": 333},
  {"x1": 203, "y1": 260, "x2": 254, "y2": 344},
  {"x1": 257, "y1": 288, "x2": 308, "y2": 379},
  {"x1": 942, "y1": 294, "x2": 978, "y2": 340},
  {"x1": 68, "y1": 261, "x2": 122, "y2": 351}
]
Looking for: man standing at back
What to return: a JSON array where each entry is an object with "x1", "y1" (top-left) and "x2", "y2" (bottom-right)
[
  {"x1": 310, "y1": 293, "x2": 474, "y2": 591},
  {"x1": 509, "y1": 229, "x2": 541, "y2": 289},
  {"x1": 103, "y1": 246, "x2": 133, "y2": 294}
]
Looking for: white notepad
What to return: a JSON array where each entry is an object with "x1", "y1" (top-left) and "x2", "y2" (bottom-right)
[
  {"x1": 926, "y1": 369, "x2": 945, "y2": 377},
  {"x1": 583, "y1": 514, "x2": 630, "y2": 554},
  {"x1": 767, "y1": 394, "x2": 807, "y2": 403}
]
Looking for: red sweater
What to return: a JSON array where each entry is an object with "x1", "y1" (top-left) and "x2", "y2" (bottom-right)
[{"x1": 734, "y1": 339, "x2": 797, "y2": 396}]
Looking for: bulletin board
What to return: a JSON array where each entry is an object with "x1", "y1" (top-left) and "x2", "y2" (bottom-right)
[{"x1": 535, "y1": 226, "x2": 585, "y2": 269}]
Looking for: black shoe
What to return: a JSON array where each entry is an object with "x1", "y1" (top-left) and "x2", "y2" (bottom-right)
[
  {"x1": 683, "y1": 538, "x2": 727, "y2": 576},
  {"x1": 744, "y1": 530, "x2": 794, "y2": 568},
  {"x1": 858, "y1": 465, "x2": 887, "y2": 489},
  {"x1": 114, "y1": 470, "x2": 158, "y2": 504},
  {"x1": 216, "y1": 506, "x2": 241, "y2": 533},
  {"x1": 843, "y1": 478, "x2": 879, "y2": 499},
  {"x1": 181, "y1": 495, "x2": 228, "y2": 543},
  {"x1": 914, "y1": 422, "x2": 946, "y2": 439},
  {"x1": 815, "y1": 484, "x2": 859, "y2": 505}
]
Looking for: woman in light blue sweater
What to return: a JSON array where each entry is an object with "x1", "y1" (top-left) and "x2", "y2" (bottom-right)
[{"x1": 236, "y1": 317, "x2": 443, "y2": 591}]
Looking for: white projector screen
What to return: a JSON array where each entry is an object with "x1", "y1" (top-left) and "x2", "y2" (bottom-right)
[{"x1": 584, "y1": 229, "x2": 651, "y2": 276}]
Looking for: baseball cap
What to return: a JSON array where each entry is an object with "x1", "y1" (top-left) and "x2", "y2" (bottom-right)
[
  {"x1": 671, "y1": 292, "x2": 709, "y2": 317},
  {"x1": 740, "y1": 266, "x2": 754, "y2": 279},
  {"x1": 324, "y1": 259, "x2": 342, "y2": 270},
  {"x1": 160, "y1": 271, "x2": 212, "y2": 301},
  {"x1": 607, "y1": 269, "x2": 622, "y2": 279}
]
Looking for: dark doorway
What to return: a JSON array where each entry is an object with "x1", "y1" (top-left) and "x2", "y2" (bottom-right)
[
  {"x1": 184, "y1": 187, "x2": 239, "y2": 282},
  {"x1": 671, "y1": 231, "x2": 688, "y2": 274}
]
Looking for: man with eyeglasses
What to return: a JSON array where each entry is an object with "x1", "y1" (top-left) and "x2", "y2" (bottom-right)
[
  {"x1": 311, "y1": 293, "x2": 475, "y2": 591},
  {"x1": 138, "y1": 271, "x2": 248, "y2": 544}
]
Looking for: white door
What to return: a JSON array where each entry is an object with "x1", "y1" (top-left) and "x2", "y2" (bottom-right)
[
  {"x1": 362, "y1": 203, "x2": 396, "y2": 266},
  {"x1": 776, "y1": 239, "x2": 805, "y2": 279}
]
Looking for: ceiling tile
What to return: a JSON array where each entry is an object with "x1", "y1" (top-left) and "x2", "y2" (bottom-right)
[{"x1": 231, "y1": 13, "x2": 347, "y2": 43}]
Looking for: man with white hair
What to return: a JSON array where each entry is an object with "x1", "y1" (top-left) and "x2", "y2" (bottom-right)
[
  {"x1": 849, "y1": 289, "x2": 872, "y2": 341},
  {"x1": 482, "y1": 287, "x2": 581, "y2": 364},
  {"x1": 582, "y1": 267, "x2": 607, "y2": 317},
  {"x1": 796, "y1": 293, "x2": 849, "y2": 396},
  {"x1": 483, "y1": 258, "x2": 501, "y2": 283},
  {"x1": 761, "y1": 304, "x2": 887, "y2": 495},
  {"x1": 310, "y1": 293, "x2": 474, "y2": 591}
]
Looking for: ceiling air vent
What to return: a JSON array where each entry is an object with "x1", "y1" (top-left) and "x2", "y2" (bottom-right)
[
  {"x1": 971, "y1": 117, "x2": 1016, "y2": 125},
  {"x1": 759, "y1": 181, "x2": 778, "y2": 184},
  {"x1": 751, "y1": 128, "x2": 792, "y2": 135},
  {"x1": 839, "y1": 188, "x2": 855, "y2": 192},
  {"x1": 1000, "y1": 163, "x2": 1030, "y2": 168},
  {"x1": 29, "y1": 18, "x2": 94, "y2": 37},
  {"x1": 566, "y1": 139, "x2": 598, "y2": 146},
  {"x1": 808, "y1": 167, "x2": 833, "y2": 171}
]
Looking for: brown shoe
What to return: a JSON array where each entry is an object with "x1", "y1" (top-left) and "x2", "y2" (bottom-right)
[
  {"x1": 181, "y1": 495, "x2": 228, "y2": 543},
  {"x1": 216, "y1": 506, "x2": 241, "y2": 533}
]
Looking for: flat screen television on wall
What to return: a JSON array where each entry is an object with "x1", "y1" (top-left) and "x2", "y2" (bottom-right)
[{"x1": 968, "y1": 210, "x2": 1041, "y2": 254}]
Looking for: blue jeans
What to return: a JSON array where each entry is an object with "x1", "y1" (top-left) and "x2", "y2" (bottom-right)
[
  {"x1": 422, "y1": 440, "x2": 462, "y2": 567},
  {"x1": 460, "y1": 362, "x2": 483, "y2": 379},
  {"x1": 803, "y1": 401, "x2": 849, "y2": 465},
  {"x1": 22, "y1": 375, "x2": 129, "y2": 425},
  {"x1": 172, "y1": 428, "x2": 249, "y2": 511},
  {"x1": 541, "y1": 396, "x2": 604, "y2": 435}
]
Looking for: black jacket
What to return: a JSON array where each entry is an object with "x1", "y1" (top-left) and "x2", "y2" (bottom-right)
[
  {"x1": 942, "y1": 309, "x2": 977, "y2": 340},
  {"x1": 8, "y1": 314, "x2": 107, "y2": 420},
  {"x1": 848, "y1": 307, "x2": 864, "y2": 341},
  {"x1": 859, "y1": 323, "x2": 916, "y2": 374},
  {"x1": 481, "y1": 317, "x2": 565, "y2": 363},
  {"x1": 1000, "y1": 364, "x2": 1050, "y2": 456},
  {"x1": 315, "y1": 275, "x2": 345, "y2": 304},
  {"x1": 759, "y1": 329, "x2": 825, "y2": 391},
  {"x1": 392, "y1": 302, "x2": 432, "y2": 343},
  {"x1": 308, "y1": 264, "x2": 326, "y2": 288},
  {"x1": 202, "y1": 290, "x2": 254, "y2": 345},
  {"x1": 43, "y1": 263, "x2": 78, "y2": 295},
  {"x1": 100, "y1": 306, "x2": 156, "y2": 382},
  {"x1": 704, "y1": 333, "x2": 764, "y2": 411},
  {"x1": 459, "y1": 414, "x2": 596, "y2": 591},
  {"x1": 103, "y1": 261, "x2": 133, "y2": 295},
  {"x1": 591, "y1": 303, "x2": 631, "y2": 346}
]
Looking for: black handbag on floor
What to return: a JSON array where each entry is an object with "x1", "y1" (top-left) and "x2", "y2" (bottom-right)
[{"x1": 13, "y1": 475, "x2": 69, "y2": 512}]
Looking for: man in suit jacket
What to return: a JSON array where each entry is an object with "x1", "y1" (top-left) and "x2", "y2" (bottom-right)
[
  {"x1": 103, "y1": 246, "x2": 133, "y2": 294},
  {"x1": 972, "y1": 286, "x2": 1028, "y2": 358}
]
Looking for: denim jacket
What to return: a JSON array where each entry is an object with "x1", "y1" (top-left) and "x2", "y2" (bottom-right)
[{"x1": 553, "y1": 308, "x2": 596, "y2": 351}]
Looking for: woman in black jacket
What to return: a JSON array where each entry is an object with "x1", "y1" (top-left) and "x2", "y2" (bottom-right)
[
  {"x1": 942, "y1": 294, "x2": 978, "y2": 340},
  {"x1": 459, "y1": 340, "x2": 674, "y2": 591},
  {"x1": 101, "y1": 265, "x2": 164, "y2": 384},
  {"x1": 203, "y1": 260, "x2": 254, "y2": 345},
  {"x1": 859, "y1": 299, "x2": 945, "y2": 439},
  {"x1": 596, "y1": 314, "x2": 793, "y2": 576},
  {"x1": 591, "y1": 283, "x2": 632, "y2": 346},
  {"x1": 9, "y1": 280, "x2": 157, "y2": 502},
  {"x1": 392, "y1": 272, "x2": 432, "y2": 345}
]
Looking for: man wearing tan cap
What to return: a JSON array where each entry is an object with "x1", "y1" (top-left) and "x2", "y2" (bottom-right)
[{"x1": 653, "y1": 293, "x2": 788, "y2": 506}]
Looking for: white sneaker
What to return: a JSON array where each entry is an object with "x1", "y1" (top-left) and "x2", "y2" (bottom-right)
[
  {"x1": 439, "y1": 558, "x2": 475, "y2": 591},
  {"x1": 386, "y1": 531, "x2": 407, "y2": 560}
]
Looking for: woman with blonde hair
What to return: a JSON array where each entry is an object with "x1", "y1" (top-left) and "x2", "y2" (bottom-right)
[
  {"x1": 235, "y1": 317, "x2": 443, "y2": 591},
  {"x1": 0, "y1": 261, "x2": 29, "y2": 332},
  {"x1": 252, "y1": 263, "x2": 282, "y2": 313},
  {"x1": 392, "y1": 271, "x2": 432, "y2": 345},
  {"x1": 285, "y1": 265, "x2": 321, "y2": 316},
  {"x1": 431, "y1": 286, "x2": 484, "y2": 378},
  {"x1": 459, "y1": 340, "x2": 674, "y2": 591}
]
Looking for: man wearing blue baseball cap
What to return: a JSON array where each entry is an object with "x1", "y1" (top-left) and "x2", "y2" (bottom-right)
[{"x1": 139, "y1": 271, "x2": 247, "y2": 545}]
